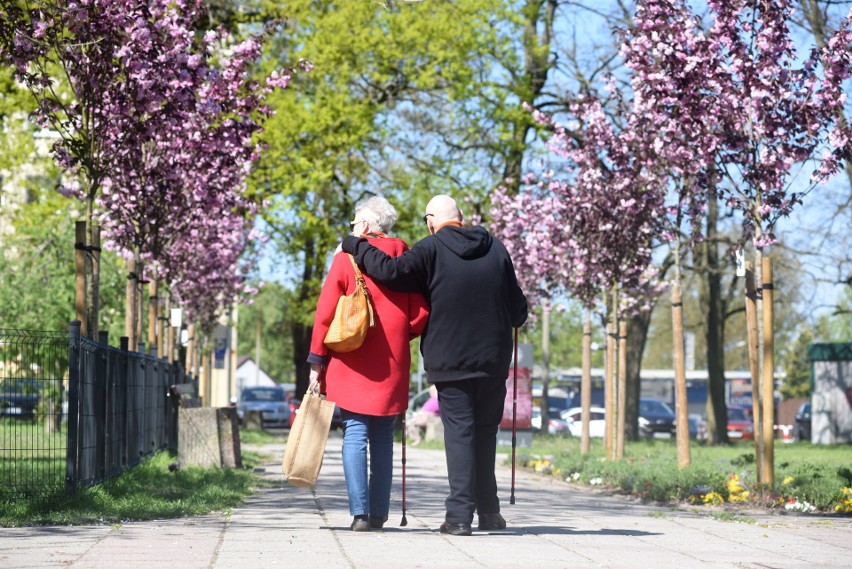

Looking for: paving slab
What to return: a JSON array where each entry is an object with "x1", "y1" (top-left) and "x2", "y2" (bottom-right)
[{"x1": 1, "y1": 431, "x2": 850, "y2": 568}]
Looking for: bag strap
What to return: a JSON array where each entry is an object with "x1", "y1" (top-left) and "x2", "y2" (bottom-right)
[
  {"x1": 347, "y1": 254, "x2": 363, "y2": 279},
  {"x1": 346, "y1": 254, "x2": 375, "y2": 327}
]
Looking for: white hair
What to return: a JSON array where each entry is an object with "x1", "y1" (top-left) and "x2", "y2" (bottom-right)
[{"x1": 355, "y1": 196, "x2": 398, "y2": 233}]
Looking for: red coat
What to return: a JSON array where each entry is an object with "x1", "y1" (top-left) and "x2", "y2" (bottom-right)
[{"x1": 310, "y1": 236, "x2": 429, "y2": 416}]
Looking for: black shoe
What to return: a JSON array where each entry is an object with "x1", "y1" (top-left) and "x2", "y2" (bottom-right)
[
  {"x1": 351, "y1": 516, "x2": 369, "y2": 532},
  {"x1": 439, "y1": 521, "x2": 472, "y2": 536},
  {"x1": 478, "y1": 512, "x2": 506, "y2": 530},
  {"x1": 368, "y1": 515, "x2": 386, "y2": 529}
]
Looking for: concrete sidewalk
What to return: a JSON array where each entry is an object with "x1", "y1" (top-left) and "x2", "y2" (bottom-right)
[{"x1": 1, "y1": 431, "x2": 850, "y2": 568}]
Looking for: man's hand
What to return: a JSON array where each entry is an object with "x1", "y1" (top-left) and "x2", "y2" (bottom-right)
[{"x1": 341, "y1": 235, "x2": 362, "y2": 254}]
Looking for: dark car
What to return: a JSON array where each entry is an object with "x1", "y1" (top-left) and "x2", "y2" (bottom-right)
[
  {"x1": 0, "y1": 379, "x2": 42, "y2": 420},
  {"x1": 237, "y1": 386, "x2": 291, "y2": 428},
  {"x1": 638, "y1": 398, "x2": 677, "y2": 438},
  {"x1": 794, "y1": 402, "x2": 811, "y2": 442}
]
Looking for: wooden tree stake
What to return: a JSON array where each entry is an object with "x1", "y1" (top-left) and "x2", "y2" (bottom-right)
[
  {"x1": 672, "y1": 283, "x2": 691, "y2": 468},
  {"x1": 616, "y1": 321, "x2": 628, "y2": 459},
  {"x1": 761, "y1": 256, "x2": 775, "y2": 489}
]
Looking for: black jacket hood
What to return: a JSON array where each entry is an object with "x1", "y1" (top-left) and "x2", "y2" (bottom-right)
[{"x1": 434, "y1": 225, "x2": 492, "y2": 259}]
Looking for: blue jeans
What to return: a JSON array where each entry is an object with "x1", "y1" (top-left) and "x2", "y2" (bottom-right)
[{"x1": 340, "y1": 409, "x2": 396, "y2": 519}]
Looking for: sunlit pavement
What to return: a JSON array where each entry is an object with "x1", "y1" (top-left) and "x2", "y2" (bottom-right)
[{"x1": 1, "y1": 430, "x2": 850, "y2": 568}]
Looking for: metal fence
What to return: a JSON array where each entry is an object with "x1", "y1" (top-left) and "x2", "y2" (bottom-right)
[
  {"x1": 0, "y1": 322, "x2": 196, "y2": 499},
  {"x1": 0, "y1": 328, "x2": 69, "y2": 498}
]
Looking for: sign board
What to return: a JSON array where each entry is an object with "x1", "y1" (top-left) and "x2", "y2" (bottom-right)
[
  {"x1": 727, "y1": 376, "x2": 753, "y2": 409},
  {"x1": 685, "y1": 332, "x2": 696, "y2": 371},
  {"x1": 213, "y1": 324, "x2": 229, "y2": 370},
  {"x1": 170, "y1": 308, "x2": 183, "y2": 328}
]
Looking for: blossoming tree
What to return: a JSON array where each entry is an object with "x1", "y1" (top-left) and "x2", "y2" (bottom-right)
[
  {"x1": 491, "y1": 96, "x2": 665, "y2": 457},
  {"x1": 624, "y1": 0, "x2": 852, "y2": 487},
  {"x1": 496, "y1": 0, "x2": 852, "y2": 482},
  {"x1": 0, "y1": 0, "x2": 302, "y2": 339}
]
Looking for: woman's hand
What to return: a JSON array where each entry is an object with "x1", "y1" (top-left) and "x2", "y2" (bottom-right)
[{"x1": 309, "y1": 364, "x2": 324, "y2": 394}]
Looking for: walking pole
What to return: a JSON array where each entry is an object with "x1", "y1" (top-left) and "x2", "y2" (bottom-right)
[
  {"x1": 400, "y1": 412, "x2": 408, "y2": 526},
  {"x1": 510, "y1": 327, "x2": 519, "y2": 505}
]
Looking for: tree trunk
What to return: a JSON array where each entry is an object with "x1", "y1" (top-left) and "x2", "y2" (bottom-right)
[
  {"x1": 148, "y1": 270, "x2": 158, "y2": 355},
  {"x1": 701, "y1": 197, "x2": 729, "y2": 444},
  {"x1": 74, "y1": 221, "x2": 87, "y2": 337},
  {"x1": 85, "y1": 194, "x2": 100, "y2": 340},
  {"x1": 625, "y1": 310, "x2": 653, "y2": 441},
  {"x1": 745, "y1": 262, "x2": 762, "y2": 480},
  {"x1": 292, "y1": 320, "x2": 312, "y2": 397},
  {"x1": 125, "y1": 257, "x2": 138, "y2": 351},
  {"x1": 605, "y1": 288, "x2": 617, "y2": 460},
  {"x1": 581, "y1": 310, "x2": 593, "y2": 453},
  {"x1": 541, "y1": 306, "x2": 551, "y2": 427}
]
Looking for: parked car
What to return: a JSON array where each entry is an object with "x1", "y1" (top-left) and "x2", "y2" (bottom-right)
[
  {"x1": 638, "y1": 398, "x2": 677, "y2": 438},
  {"x1": 237, "y1": 386, "x2": 291, "y2": 428},
  {"x1": 0, "y1": 379, "x2": 42, "y2": 420},
  {"x1": 794, "y1": 402, "x2": 811, "y2": 442},
  {"x1": 531, "y1": 406, "x2": 570, "y2": 435},
  {"x1": 560, "y1": 406, "x2": 606, "y2": 438},
  {"x1": 289, "y1": 396, "x2": 343, "y2": 430},
  {"x1": 726, "y1": 406, "x2": 754, "y2": 441}
]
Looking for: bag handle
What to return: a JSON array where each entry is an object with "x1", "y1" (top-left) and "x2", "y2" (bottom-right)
[
  {"x1": 346, "y1": 254, "x2": 375, "y2": 327},
  {"x1": 347, "y1": 253, "x2": 363, "y2": 280}
]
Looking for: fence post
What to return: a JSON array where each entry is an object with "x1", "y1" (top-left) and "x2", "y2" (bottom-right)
[
  {"x1": 120, "y1": 337, "x2": 130, "y2": 469},
  {"x1": 66, "y1": 321, "x2": 81, "y2": 493},
  {"x1": 97, "y1": 331, "x2": 109, "y2": 481}
]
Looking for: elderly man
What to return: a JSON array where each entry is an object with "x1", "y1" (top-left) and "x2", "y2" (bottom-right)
[{"x1": 342, "y1": 194, "x2": 528, "y2": 536}]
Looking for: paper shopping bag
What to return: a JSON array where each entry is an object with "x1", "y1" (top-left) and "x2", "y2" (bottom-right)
[{"x1": 282, "y1": 390, "x2": 336, "y2": 487}]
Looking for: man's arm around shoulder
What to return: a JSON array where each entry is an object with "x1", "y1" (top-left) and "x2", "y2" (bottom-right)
[{"x1": 341, "y1": 235, "x2": 426, "y2": 292}]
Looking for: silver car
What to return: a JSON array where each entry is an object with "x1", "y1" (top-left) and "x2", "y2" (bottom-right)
[{"x1": 237, "y1": 386, "x2": 291, "y2": 428}]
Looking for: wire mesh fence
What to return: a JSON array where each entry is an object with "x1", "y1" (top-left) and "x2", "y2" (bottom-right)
[
  {"x1": 1, "y1": 323, "x2": 194, "y2": 499},
  {"x1": 0, "y1": 328, "x2": 69, "y2": 498},
  {"x1": 67, "y1": 323, "x2": 183, "y2": 492}
]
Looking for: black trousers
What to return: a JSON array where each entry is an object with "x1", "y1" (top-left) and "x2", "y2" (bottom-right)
[{"x1": 436, "y1": 377, "x2": 507, "y2": 524}]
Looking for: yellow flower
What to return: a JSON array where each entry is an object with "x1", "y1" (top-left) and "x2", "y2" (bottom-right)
[
  {"x1": 782, "y1": 476, "x2": 794, "y2": 485},
  {"x1": 729, "y1": 491, "x2": 750, "y2": 503},
  {"x1": 704, "y1": 492, "x2": 724, "y2": 506},
  {"x1": 836, "y1": 488, "x2": 852, "y2": 513}
]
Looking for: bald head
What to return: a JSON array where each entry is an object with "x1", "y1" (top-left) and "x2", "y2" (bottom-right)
[{"x1": 425, "y1": 195, "x2": 463, "y2": 226}]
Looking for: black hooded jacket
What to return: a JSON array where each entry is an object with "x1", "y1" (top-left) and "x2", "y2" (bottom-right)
[{"x1": 342, "y1": 225, "x2": 528, "y2": 382}]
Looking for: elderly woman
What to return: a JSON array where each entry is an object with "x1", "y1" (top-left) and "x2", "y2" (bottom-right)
[{"x1": 307, "y1": 196, "x2": 429, "y2": 532}]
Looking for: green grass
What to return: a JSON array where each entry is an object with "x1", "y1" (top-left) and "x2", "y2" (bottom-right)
[
  {"x1": 239, "y1": 428, "x2": 287, "y2": 446},
  {"x1": 0, "y1": 417, "x2": 67, "y2": 496},
  {"x1": 500, "y1": 435, "x2": 852, "y2": 514},
  {"x1": 0, "y1": 451, "x2": 257, "y2": 527},
  {"x1": 709, "y1": 512, "x2": 756, "y2": 524}
]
